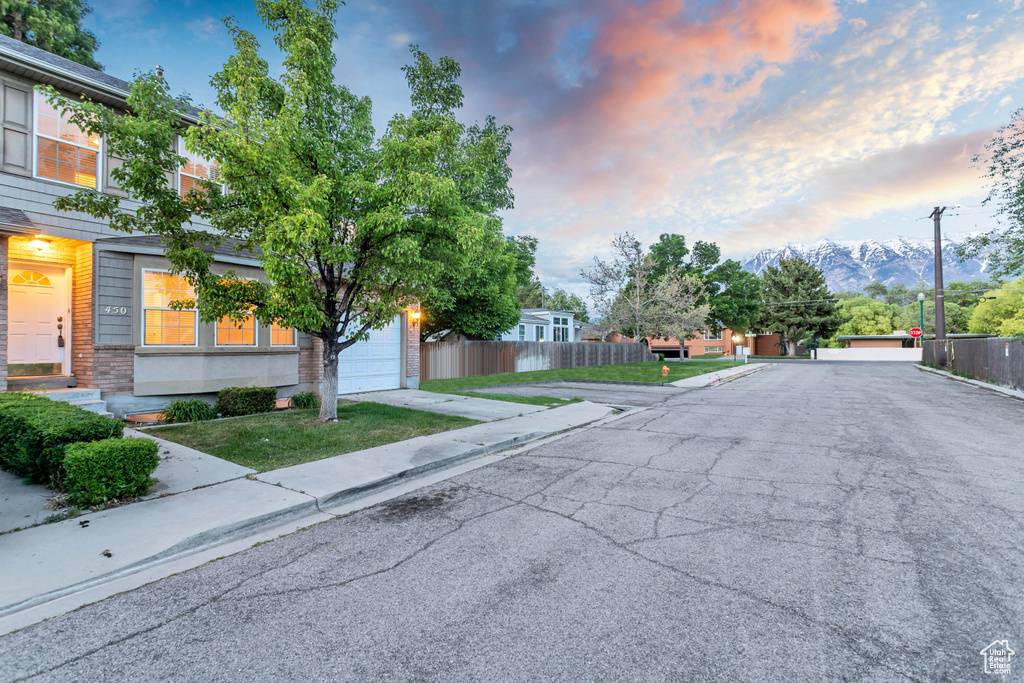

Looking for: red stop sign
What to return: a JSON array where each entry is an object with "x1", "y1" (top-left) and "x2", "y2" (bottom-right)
[{"x1": 910, "y1": 328, "x2": 923, "y2": 338}]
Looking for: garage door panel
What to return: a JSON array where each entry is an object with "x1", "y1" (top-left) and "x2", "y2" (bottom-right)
[{"x1": 338, "y1": 316, "x2": 402, "y2": 394}]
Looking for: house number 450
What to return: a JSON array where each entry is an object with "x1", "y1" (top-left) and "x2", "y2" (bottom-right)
[{"x1": 103, "y1": 306, "x2": 128, "y2": 315}]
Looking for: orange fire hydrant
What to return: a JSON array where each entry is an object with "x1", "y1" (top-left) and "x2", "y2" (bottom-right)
[{"x1": 662, "y1": 365, "x2": 670, "y2": 378}]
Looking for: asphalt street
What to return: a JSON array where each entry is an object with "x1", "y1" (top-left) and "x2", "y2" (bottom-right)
[{"x1": 2, "y1": 363, "x2": 1022, "y2": 681}]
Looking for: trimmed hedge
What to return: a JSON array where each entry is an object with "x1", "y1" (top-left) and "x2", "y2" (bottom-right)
[
  {"x1": 0, "y1": 394, "x2": 124, "y2": 486},
  {"x1": 215, "y1": 386, "x2": 278, "y2": 417},
  {"x1": 63, "y1": 437, "x2": 160, "y2": 506}
]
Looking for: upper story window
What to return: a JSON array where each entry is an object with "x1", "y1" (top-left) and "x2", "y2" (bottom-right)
[
  {"x1": 704, "y1": 330, "x2": 723, "y2": 341},
  {"x1": 552, "y1": 316, "x2": 571, "y2": 342},
  {"x1": 270, "y1": 322, "x2": 295, "y2": 346},
  {"x1": 178, "y1": 138, "x2": 221, "y2": 196},
  {"x1": 35, "y1": 94, "x2": 100, "y2": 189},
  {"x1": 216, "y1": 312, "x2": 256, "y2": 346},
  {"x1": 143, "y1": 270, "x2": 197, "y2": 346}
]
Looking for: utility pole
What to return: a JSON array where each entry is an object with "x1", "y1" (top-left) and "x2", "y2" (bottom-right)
[{"x1": 931, "y1": 206, "x2": 947, "y2": 363}]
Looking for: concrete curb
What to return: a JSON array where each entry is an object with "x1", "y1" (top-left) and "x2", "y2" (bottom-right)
[
  {"x1": 914, "y1": 364, "x2": 1024, "y2": 403},
  {"x1": 669, "y1": 363, "x2": 770, "y2": 388}
]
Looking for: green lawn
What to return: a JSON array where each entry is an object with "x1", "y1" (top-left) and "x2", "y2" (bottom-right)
[
  {"x1": 421, "y1": 360, "x2": 744, "y2": 394},
  {"x1": 147, "y1": 402, "x2": 477, "y2": 472},
  {"x1": 689, "y1": 353, "x2": 728, "y2": 359},
  {"x1": 454, "y1": 391, "x2": 580, "y2": 408}
]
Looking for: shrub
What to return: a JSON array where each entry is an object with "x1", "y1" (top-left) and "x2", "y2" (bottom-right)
[
  {"x1": 215, "y1": 386, "x2": 278, "y2": 417},
  {"x1": 63, "y1": 437, "x2": 160, "y2": 506},
  {"x1": 0, "y1": 394, "x2": 124, "y2": 486},
  {"x1": 162, "y1": 398, "x2": 217, "y2": 423},
  {"x1": 657, "y1": 353, "x2": 666, "y2": 361},
  {"x1": 289, "y1": 391, "x2": 320, "y2": 410}
]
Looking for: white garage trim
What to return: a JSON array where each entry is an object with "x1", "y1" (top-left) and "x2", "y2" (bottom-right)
[{"x1": 338, "y1": 315, "x2": 404, "y2": 394}]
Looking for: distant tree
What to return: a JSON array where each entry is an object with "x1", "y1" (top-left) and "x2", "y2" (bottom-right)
[
  {"x1": 707, "y1": 260, "x2": 761, "y2": 334},
  {"x1": 958, "y1": 107, "x2": 1024, "y2": 278},
  {"x1": 516, "y1": 275, "x2": 545, "y2": 308},
  {"x1": 968, "y1": 278, "x2": 1024, "y2": 336},
  {"x1": 759, "y1": 258, "x2": 842, "y2": 356},
  {"x1": 863, "y1": 281, "x2": 888, "y2": 300},
  {"x1": 582, "y1": 232, "x2": 709, "y2": 344},
  {"x1": 545, "y1": 288, "x2": 589, "y2": 322},
  {"x1": 648, "y1": 233, "x2": 721, "y2": 281},
  {"x1": 834, "y1": 297, "x2": 898, "y2": 337},
  {"x1": 1, "y1": 0, "x2": 101, "y2": 69},
  {"x1": 420, "y1": 234, "x2": 536, "y2": 341}
]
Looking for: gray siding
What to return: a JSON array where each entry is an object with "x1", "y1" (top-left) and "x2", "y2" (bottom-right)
[{"x1": 96, "y1": 250, "x2": 133, "y2": 344}]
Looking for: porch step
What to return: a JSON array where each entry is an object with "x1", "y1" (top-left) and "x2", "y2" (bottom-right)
[
  {"x1": 32, "y1": 388, "x2": 101, "y2": 403},
  {"x1": 27, "y1": 389, "x2": 114, "y2": 419},
  {"x1": 70, "y1": 400, "x2": 113, "y2": 417}
]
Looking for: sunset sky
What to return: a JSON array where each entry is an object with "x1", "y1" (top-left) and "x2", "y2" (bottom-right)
[{"x1": 86, "y1": 0, "x2": 1023, "y2": 296}]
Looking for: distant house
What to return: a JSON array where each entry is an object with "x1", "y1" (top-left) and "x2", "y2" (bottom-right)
[
  {"x1": 499, "y1": 309, "x2": 582, "y2": 342},
  {"x1": 837, "y1": 333, "x2": 992, "y2": 349}
]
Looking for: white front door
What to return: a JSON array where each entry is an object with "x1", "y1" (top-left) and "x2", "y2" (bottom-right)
[
  {"x1": 337, "y1": 316, "x2": 403, "y2": 394},
  {"x1": 8, "y1": 263, "x2": 70, "y2": 377}
]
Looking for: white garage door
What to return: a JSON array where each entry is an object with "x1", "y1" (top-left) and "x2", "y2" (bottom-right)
[{"x1": 338, "y1": 316, "x2": 403, "y2": 394}]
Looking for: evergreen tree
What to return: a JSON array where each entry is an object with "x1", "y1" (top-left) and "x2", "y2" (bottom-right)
[
  {"x1": 545, "y1": 288, "x2": 589, "y2": 322},
  {"x1": 760, "y1": 258, "x2": 842, "y2": 355},
  {"x1": 1, "y1": 0, "x2": 102, "y2": 70}
]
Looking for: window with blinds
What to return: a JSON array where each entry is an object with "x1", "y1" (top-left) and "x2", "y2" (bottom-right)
[
  {"x1": 143, "y1": 271, "x2": 197, "y2": 345},
  {"x1": 36, "y1": 93, "x2": 99, "y2": 188}
]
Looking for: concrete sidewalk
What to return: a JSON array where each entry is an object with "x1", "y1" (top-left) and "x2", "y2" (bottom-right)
[
  {"x1": 342, "y1": 389, "x2": 547, "y2": 421},
  {"x1": 0, "y1": 400, "x2": 615, "y2": 627},
  {"x1": 670, "y1": 362, "x2": 769, "y2": 388}
]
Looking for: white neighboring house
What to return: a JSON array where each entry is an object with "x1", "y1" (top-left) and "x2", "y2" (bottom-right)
[{"x1": 499, "y1": 309, "x2": 582, "y2": 343}]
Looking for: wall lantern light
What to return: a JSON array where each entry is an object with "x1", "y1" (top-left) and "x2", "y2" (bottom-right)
[
  {"x1": 408, "y1": 309, "x2": 421, "y2": 321},
  {"x1": 29, "y1": 235, "x2": 50, "y2": 252}
]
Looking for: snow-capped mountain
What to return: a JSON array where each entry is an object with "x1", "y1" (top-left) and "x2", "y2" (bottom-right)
[{"x1": 741, "y1": 235, "x2": 989, "y2": 292}]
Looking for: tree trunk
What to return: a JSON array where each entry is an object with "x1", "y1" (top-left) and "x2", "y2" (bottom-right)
[
  {"x1": 12, "y1": 14, "x2": 22, "y2": 41},
  {"x1": 786, "y1": 340, "x2": 797, "y2": 356},
  {"x1": 318, "y1": 341, "x2": 339, "y2": 422}
]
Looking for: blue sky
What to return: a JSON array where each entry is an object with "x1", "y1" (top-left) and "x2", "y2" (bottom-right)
[{"x1": 85, "y1": 0, "x2": 1024, "y2": 297}]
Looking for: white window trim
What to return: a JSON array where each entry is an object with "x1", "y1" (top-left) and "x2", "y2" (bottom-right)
[
  {"x1": 141, "y1": 268, "x2": 198, "y2": 348},
  {"x1": 704, "y1": 330, "x2": 723, "y2": 340},
  {"x1": 270, "y1": 323, "x2": 298, "y2": 347},
  {"x1": 32, "y1": 91, "x2": 103, "y2": 190},
  {"x1": 177, "y1": 136, "x2": 225, "y2": 196},
  {"x1": 518, "y1": 324, "x2": 525, "y2": 341}
]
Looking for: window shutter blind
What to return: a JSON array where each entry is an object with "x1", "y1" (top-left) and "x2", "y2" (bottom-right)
[{"x1": 1, "y1": 81, "x2": 32, "y2": 176}]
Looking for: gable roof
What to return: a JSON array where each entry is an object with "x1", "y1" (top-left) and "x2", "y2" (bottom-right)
[{"x1": 0, "y1": 34, "x2": 204, "y2": 122}]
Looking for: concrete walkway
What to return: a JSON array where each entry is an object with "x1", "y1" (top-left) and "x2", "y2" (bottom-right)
[
  {"x1": 0, "y1": 401, "x2": 614, "y2": 629},
  {"x1": 342, "y1": 389, "x2": 548, "y2": 421}
]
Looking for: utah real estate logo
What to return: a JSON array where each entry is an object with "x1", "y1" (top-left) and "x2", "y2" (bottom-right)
[{"x1": 980, "y1": 640, "x2": 1014, "y2": 675}]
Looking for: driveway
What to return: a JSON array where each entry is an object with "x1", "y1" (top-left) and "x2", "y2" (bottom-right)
[
  {"x1": 3, "y1": 363, "x2": 1022, "y2": 681},
  {"x1": 471, "y1": 380, "x2": 685, "y2": 406}
]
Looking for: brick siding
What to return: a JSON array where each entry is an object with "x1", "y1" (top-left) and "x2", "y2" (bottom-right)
[
  {"x1": 71, "y1": 243, "x2": 94, "y2": 387},
  {"x1": 298, "y1": 335, "x2": 323, "y2": 386},
  {"x1": 406, "y1": 307, "x2": 420, "y2": 380},
  {"x1": 91, "y1": 345, "x2": 135, "y2": 394}
]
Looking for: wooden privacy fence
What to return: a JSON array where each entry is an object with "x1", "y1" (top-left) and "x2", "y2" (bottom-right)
[
  {"x1": 923, "y1": 337, "x2": 1024, "y2": 390},
  {"x1": 420, "y1": 341, "x2": 658, "y2": 382}
]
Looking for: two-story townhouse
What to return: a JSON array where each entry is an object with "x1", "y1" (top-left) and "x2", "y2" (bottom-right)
[
  {"x1": 0, "y1": 35, "x2": 421, "y2": 416},
  {"x1": 499, "y1": 309, "x2": 581, "y2": 343}
]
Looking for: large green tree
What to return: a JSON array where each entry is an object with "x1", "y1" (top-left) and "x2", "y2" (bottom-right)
[
  {"x1": 1, "y1": 0, "x2": 101, "y2": 69},
  {"x1": 420, "y1": 234, "x2": 535, "y2": 341},
  {"x1": 834, "y1": 297, "x2": 898, "y2": 337},
  {"x1": 707, "y1": 259, "x2": 761, "y2": 334},
  {"x1": 759, "y1": 258, "x2": 842, "y2": 355},
  {"x1": 48, "y1": 0, "x2": 512, "y2": 421},
  {"x1": 968, "y1": 278, "x2": 1024, "y2": 336},
  {"x1": 545, "y1": 288, "x2": 589, "y2": 322},
  {"x1": 959, "y1": 107, "x2": 1024, "y2": 278}
]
